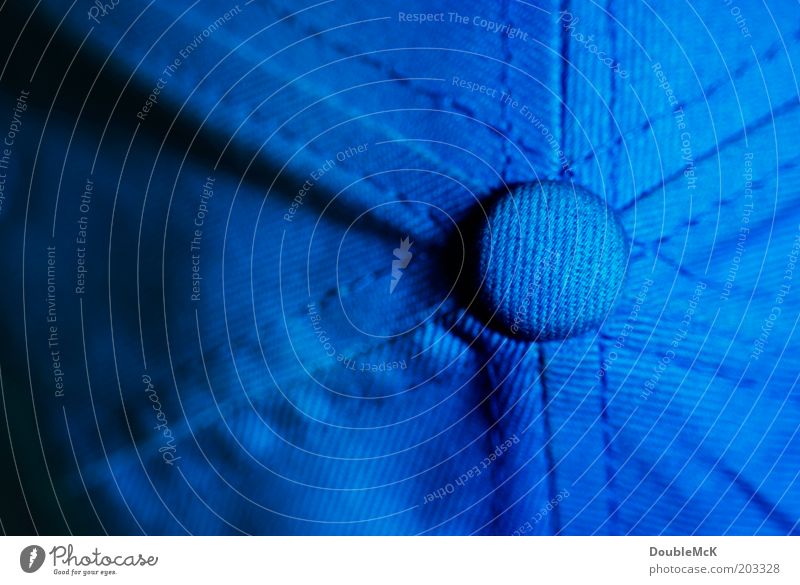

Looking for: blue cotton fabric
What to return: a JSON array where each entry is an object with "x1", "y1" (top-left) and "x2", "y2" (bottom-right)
[
  {"x1": 0, "y1": 0, "x2": 798, "y2": 535},
  {"x1": 477, "y1": 181, "x2": 628, "y2": 341}
]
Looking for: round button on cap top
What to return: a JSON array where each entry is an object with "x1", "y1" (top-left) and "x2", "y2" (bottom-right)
[{"x1": 476, "y1": 181, "x2": 628, "y2": 341}]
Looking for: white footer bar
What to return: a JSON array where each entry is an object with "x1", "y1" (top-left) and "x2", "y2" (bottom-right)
[{"x1": 1, "y1": 536, "x2": 795, "y2": 583}]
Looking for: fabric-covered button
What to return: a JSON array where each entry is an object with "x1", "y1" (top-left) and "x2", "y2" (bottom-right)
[{"x1": 477, "y1": 181, "x2": 628, "y2": 341}]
